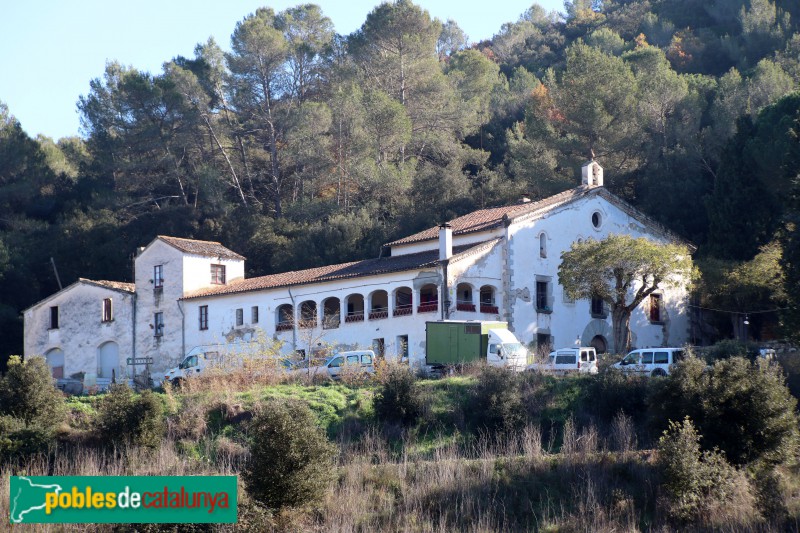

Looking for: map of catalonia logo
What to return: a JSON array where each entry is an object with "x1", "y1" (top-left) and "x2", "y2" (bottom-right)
[{"x1": 9, "y1": 476, "x2": 237, "y2": 524}]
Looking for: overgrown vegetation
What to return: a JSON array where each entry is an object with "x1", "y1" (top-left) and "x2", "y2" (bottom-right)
[
  {"x1": 0, "y1": 355, "x2": 66, "y2": 460},
  {"x1": 243, "y1": 399, "x2": 338, "y2": 511},
  {"x1": 95, "y1": 384, "x2": 166, "y2": 448},
  {"x1": 4, "y1": 351, "x2": 800, "y2": 530}
]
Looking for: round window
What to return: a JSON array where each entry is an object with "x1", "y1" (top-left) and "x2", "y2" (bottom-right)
[{"x1": 591, "y1": 211, "x2": 602, "y2": 228}]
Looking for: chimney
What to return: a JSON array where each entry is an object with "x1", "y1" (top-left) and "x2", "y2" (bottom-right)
[
  {"x1": 439, "y1": 223, "x2": 453, "y2": 261},
  {"x1": 581, "y1": 159, "x2": 603, "y2": 187}
]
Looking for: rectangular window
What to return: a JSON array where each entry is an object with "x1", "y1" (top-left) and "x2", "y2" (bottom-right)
[
  {"x1": 649, "y1": 294, "x2": 663, "y2": 322},
  {"x1": 465, "y1": 324, "x2": 481, "y2": 334},
  {"x1": 641, "y1": 351, "x2": 653, "y2": 364},
  {"x1": 591, "y1": 295, "x2": 606, "y2": 318},
  {"x1": 211, "y1": 264, "x2": 226, "y2": 285},
  {"x1": 654, "y1": 351, "x2": 669, "y2": 364},
  {"x1": 251, "y1": 306, "x2": 259, "y2": 324},
  {"x1": 153, "y1": 265, "x2": 164, "y2": 288},
  {"x1": 236, "y1": 308, "x2": 243, "y2": 327},
  {"x1": 536, "y1": 281, "x2": 550, "y2": 312},
  {"x1": 49, "y1": 306, "x2": 59, "y2": 329},
  {"x1": 199, "y1": 305, "x2": 208, "y2": 330},
  {"x1": 154, "y1": 312, "x2": 164, "y2": 337},
  {"x1": 102, "y1": 298, "x2": 113, "y2": 322}
]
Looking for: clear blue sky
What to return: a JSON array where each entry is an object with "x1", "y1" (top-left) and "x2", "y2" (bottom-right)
[{"x1": 0, "y1": 1, "x2": 562, "y2": 141}]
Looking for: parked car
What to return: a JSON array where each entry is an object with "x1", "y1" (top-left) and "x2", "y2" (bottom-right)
[
  {"x1": 289, "y1": 350, "x2": 376, "y2": 379},
  {"x1": 611, "y1": 347, "x2": 685, "y2": 377},
  {"x1": 527, "y1": 347, "x2": 598, "y2": 374}
]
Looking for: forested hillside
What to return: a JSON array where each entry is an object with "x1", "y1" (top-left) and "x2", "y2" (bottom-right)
[{"x1": 2, "y1": 0, "x2": 800, "y2": 361}]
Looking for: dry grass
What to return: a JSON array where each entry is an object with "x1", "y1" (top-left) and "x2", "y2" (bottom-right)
[{"x1": 5, "y1": 372, "x2": 799, "y2": 532}]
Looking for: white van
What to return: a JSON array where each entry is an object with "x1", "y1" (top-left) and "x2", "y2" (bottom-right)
[
  {"x1": 528, "y1": 347, "x2": 598, "y2": 374},
  {"x1": 612, "y1": 347, "x2": 685, "y2": 377},
  {"x1": 163, "y1": 342, "x2": 264, "y2": 384}
]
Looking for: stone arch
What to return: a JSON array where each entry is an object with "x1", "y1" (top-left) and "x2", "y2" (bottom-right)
[
  {"x1": 479, "y1": 285, "x2": 498, "y2": 313},
  {"x1": 345, "y1": 293, "x2": 365, "y2": 322},
  {"x1": 45, "y1": 348, "x2": 65, "y2": 379},
  {"x1": 276, "y1": 304, "x2": 294, "y2": 331},
  {"x1": 418, "y1": 284, "x2": 438, "y2": 313},
  {"x1": 455, "y1": 282, "x2": 475, "y2": 311},
  {"x1": 299, "y1": 301, "x2": 317, "y2": 328},
  {"x1": 368, "y1": 290, "x2": 388, "y2": 319},
  {"x1": 589, "y1": 335, "x2": 607, "y2": 354},
  {"x1": 580, "y1": 319, "x2": 614, "y2": 353},
  {"x1": 322, "y1": 297, "x2": 341, "y2": 329},
  {"x1": 97, "y1": 341, "x2": 119, "y2": 382},
  {"x1": 393, "y1": 287, "x2": 413, "y2": 317}
]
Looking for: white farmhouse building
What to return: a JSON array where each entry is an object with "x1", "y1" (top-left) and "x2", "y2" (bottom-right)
[{"x1": 24, "y1": 161, "x2": 693, "y2": 384}]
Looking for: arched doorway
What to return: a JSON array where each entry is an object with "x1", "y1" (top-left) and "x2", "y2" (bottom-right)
[
  {"x1": 45, "y1": 348, "x2": 64, "y2": 379},
  {"x1": 97, "y1": 341, "x2": 119, "y2": 382},
  {"x1": 590, "y1": 335, "x2": 608, "y2": 354}
]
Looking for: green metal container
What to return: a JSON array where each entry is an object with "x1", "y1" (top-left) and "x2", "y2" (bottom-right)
[{"x1": 425, "y1": 320, "x2": 509, "y2": 365}]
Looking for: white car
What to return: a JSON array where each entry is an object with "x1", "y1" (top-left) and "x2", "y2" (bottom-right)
[
  {"x1": 528, "y1": 347, "x2": 598, "y2": 374},
  {"x1": 612, "y1": 347, "x2": 685, "y2": 377},
  {"x1": 290, "y1": 350, "x2": 376, "y2": 379}
]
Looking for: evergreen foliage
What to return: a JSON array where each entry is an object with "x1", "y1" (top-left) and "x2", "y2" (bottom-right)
[
  {"x1": 373, "y1": 364, "x2": 423, "y2": 426},
  {"x1": 95, "y1": 384, "x2": 166, "y2": 448},
  {"x1": 649, "y1": 357, "x2": 799, "y2": 466},
  {"x1": 467, "y1": 366, "x2": 526, "y2": 434},
  {"x1": 243, "y1": 399, "x2": 337, "y2": 510},
  {"x1": 0, "y1": 355, "x2": 66, "y2": 430}
]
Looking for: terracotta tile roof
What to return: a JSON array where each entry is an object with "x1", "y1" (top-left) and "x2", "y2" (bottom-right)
[
  {"x1": 182, "y1": 242, "x2": 492, "y2": 300},
  {"x1": 158, "y1": 236, "x2": 245, "y2": 260},
  {"x1": 387, "y1": 186, "x2": 597, "y2": 246},
  {"x1": 80, "y1": 278, "x2": 135, "y2": 293},
  {"x1": 386, "y1": 186, "x2": 694, "y2": 250}
]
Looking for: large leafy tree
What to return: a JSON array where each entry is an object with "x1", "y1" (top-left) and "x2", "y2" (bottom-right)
[{"x1": 559, "y1": 234, "x2": 696, "y2": 353}]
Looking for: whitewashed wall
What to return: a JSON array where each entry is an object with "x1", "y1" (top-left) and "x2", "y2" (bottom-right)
[
  {"x1": 508, "y1": 195, "x2": 690, "y2": 353},
  {"x1": 23, "y1": 283, "x2": 133, "y2": 384}
]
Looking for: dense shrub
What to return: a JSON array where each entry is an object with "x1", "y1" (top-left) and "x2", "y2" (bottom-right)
[
  {"x1": 648, "y1": 356, "x2": 707, "y2": 434},
  {"x1": 702, "y1": 339, "x2": 760, "y2": 362},
  {"x1": 467, "y1": 366, "x2": 526, "y2": 434},
  {"x1": 96, "y1": 385, "x2": 165, "y2": 448},
  {"x1": 703, "y1": 358, "x2": 798, "y2": 465},
  {"x1": 586, "y1": 368, "x2": 650, "y2": 424},
  {"x1": 0, "y1": 416, "x2": 55, "y2": 461},
  {"x1": 0, "y1": 355, "x2": 66, "y2": 430},
  {"x1": 657, "y1": 417, "x2": 755, "y2": 525},
  {"x1": 373, "y1": 364, "x2": 422, "y2": 426},
  {"x1": 650, "y1": 357, "x2": 799, "y2": 465},
  {"x1": 243, "y1": 399, "x2": 338, "y2": 511}
]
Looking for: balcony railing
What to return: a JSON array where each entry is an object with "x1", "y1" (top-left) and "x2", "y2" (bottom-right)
[
  {"x1": 369, "y1": 307, "x2": 389, "y2": 320},
  {"x1": 393, "y1": 304, "x2": 413, "y2": 317},
  {"x1": 480, "y1": 304, "x2": 499, "y2": 314},
  {"x1": 322, "y1": 316, "x2": 340, "y2": 329},
  {"x1": 345, "y1": 312, "x2": 365, "y2": 323},
  {"x1": 298, "y1": 319, "x2": 317, "y2": 329},
  {"x1": 417, "y1": 302, "x2": 438, "y2": 313},
  {"x1": 456, "y1": 301, "x2": 476, "y2": 312},
  {"x1": 276, "y1": 322, "x2": 293, "y2": 332}
]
